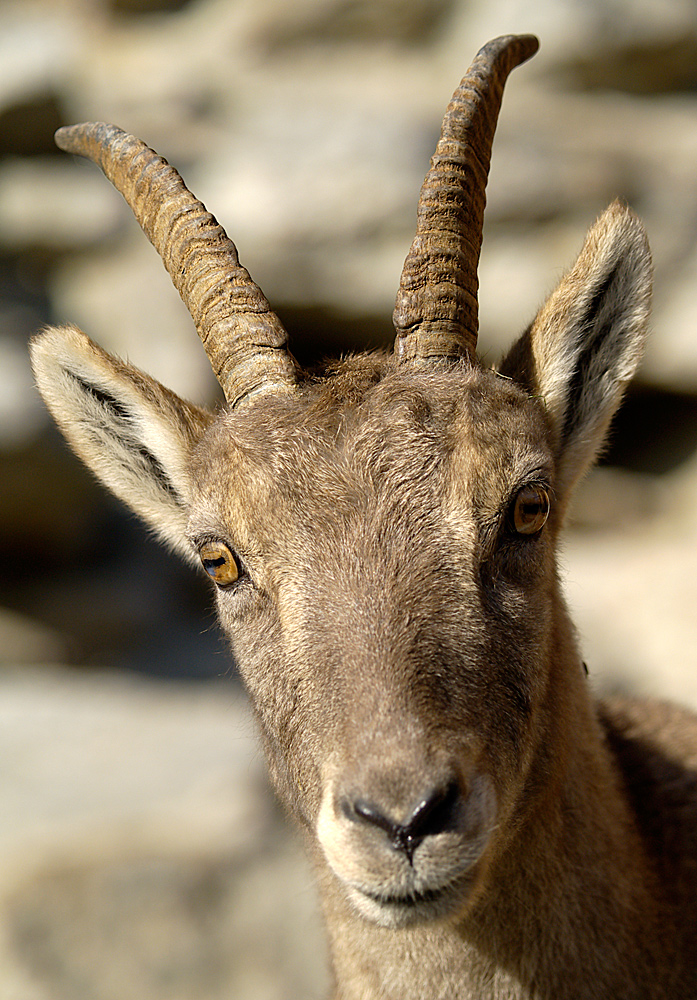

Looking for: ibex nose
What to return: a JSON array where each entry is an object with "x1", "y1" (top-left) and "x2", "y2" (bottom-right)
[{"x1": 340, "y1": 779, "x2": 461, "y2": 864}]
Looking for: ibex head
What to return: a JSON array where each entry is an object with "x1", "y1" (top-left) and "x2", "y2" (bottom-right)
[{"x1": 31, "y1": 35, "x2": 651, "y2": 934}]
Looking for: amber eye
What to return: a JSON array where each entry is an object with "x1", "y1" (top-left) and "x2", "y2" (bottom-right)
[
  {"x1": 512, "y1": 484, "x2": 550, "y2": 535},
  {"x1": 199, "y1": 541, "x2": 240, "y2": 588}
]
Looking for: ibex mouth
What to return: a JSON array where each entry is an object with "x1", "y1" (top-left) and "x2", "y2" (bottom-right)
[
  {"x1": 349, "y1": 873, "x2": 475, "y2": 928},
  {"x1": 364, "y1": 885, "x2": 446, "y2": 907}
]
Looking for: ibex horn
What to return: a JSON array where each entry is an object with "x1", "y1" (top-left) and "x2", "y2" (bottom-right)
[
  {"x1": 393, "y1": 34, "x2": 539, "y2": 363},
  {"x1": 54, "y1": 122, "x2": 298, "y2": 407}
]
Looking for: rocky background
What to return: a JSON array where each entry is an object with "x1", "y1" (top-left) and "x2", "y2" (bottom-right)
[{"x1": 3, "y1": 0, "x2": 697, "y2": 996}]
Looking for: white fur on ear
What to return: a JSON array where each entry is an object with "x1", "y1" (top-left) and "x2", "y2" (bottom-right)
[
  {"x1": 502, "y1": 201, "x2": 651, "y2": 505},
  {"x1": 31, "y1": 324, "x2": 213, "y2": 562}
]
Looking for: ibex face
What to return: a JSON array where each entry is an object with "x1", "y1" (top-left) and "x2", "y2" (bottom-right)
[
  {"x1": 189, "y1": 358, "x2": 555, "y2": 926},
  {"x1": 31, "y1": 33, "x2": 652, "y2": 941}
]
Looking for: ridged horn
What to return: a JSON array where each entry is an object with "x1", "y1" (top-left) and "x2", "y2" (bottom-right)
[
  {"x1": 54, "y1": 122, "x2": 298, "y2": 407},
  {"x1": 393, "y1": 34, "x2": 539, "y2": 363}
]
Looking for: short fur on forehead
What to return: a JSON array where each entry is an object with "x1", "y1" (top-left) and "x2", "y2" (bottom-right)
[{"x1": 191, "y1": 353, "x2": 549, "y2": 503}]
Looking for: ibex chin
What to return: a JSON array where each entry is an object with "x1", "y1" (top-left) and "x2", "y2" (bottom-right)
[{"x1": 30, "y1": 34, "x2": 697, "y2": 999}]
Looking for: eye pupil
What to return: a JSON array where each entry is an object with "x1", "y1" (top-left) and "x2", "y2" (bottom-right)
[
  {"x1": 204, "y1": 556, "x2": 225, "y2": 570},
  {"x1": 199, "y1": 542, "x2": 240, "y2": 587},
  {"x1": 513, "y1": 485, "x2": 550, "y2": 535}
]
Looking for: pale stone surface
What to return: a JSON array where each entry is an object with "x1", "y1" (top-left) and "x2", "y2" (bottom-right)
[
  {"x1": 0, "y1": 610, "x2": 66, "y2": 665},
  {"x1": 0, "y1": 667, "x2": 328, "y2": 999}
]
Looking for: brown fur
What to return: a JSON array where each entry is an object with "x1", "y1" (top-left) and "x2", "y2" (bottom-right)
[{"x1": 30, "y1": 161, "x2": 697, "y2": 997}]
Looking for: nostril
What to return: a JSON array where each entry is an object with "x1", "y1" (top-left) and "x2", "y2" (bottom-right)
[
  {"x1": 408, "y1": 779, "x2": 461, "y2": 839},
  {"x1": 340, "y1": 778, "x2": 462, "y2": 863},
  {"x1": 341, "y1": 797, "x2": 396, "y2": 836}
]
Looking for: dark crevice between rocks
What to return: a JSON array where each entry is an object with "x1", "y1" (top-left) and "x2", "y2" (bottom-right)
[
  {"x1": 0, "y1": 93, "x2": 66, "y2": 158},
  {"x1": 603, "y1": 384, "x2": 697, "y2": 474},
  {"x1": 559, "y1": 34, "x2": 697, "y2": 95}
]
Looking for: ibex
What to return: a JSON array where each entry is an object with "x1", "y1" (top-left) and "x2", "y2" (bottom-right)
[{"x1": 30, "y1": 34, "x2": 697, "y2": 999}]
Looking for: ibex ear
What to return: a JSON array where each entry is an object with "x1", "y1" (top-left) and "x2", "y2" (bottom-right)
[
  {"x1": 500, "y1": 201, "x2": 651, "y2": 507},
  {"x1": 30, "y1": 325, "x2": 214, "y2": 562}
]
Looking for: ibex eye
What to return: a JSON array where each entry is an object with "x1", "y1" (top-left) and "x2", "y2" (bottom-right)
[
  {"x1": 199, "y1": 541, "x2": 240, "y2": 588},
  {"x1": 512, "y1": 485, "x2": 550, "y2": 535}
]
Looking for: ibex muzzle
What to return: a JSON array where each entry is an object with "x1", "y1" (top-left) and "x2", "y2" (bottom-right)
[{"x1": 31, "y1": 33, "x2": 697, "y2": 1000}]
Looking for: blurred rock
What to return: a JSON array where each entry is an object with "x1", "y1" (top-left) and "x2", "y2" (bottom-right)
[
  {"x1": 0, "y1": 159, "x2": 122, "y2": 252},
  {"x1": 0, "y1": 94, "x2": 64, "y2": 158},
  {"x1": 0, "y1": 327, "x2": 45, "y2": 448},
  {"x1": 559, "y1": 33, "x2": 697, "y2": 94},
  {"x1": 257, "y1": 0, "x2": 455, "y2": 50},
  {"x1": 649, "y1": 243, "x2": 697, "y2": 392},
  {"x1": 0, "y1": 609, "x2": 66, "y2": 665},
  {"x1": 52, "y1": 240, "x2": 220, "y2": 403},
  {"x1": 0, "y1": 7, "x2": 75, "y2": 125},
  {"x1": 0, "y1": 667, "x2": 328, "y2": 1000},
  {"x1": 110, "y1": 0, "x2": 192, "y2": 14},
  {"x1": 462, "y1": 0, "x2": 697, "y2": 63},
  {"x1": 0, "y1": 430, "x2": 109, "y2": 566},
  {"x1": 565, "y1": 518, "x2": 697, "y2": 711}
]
